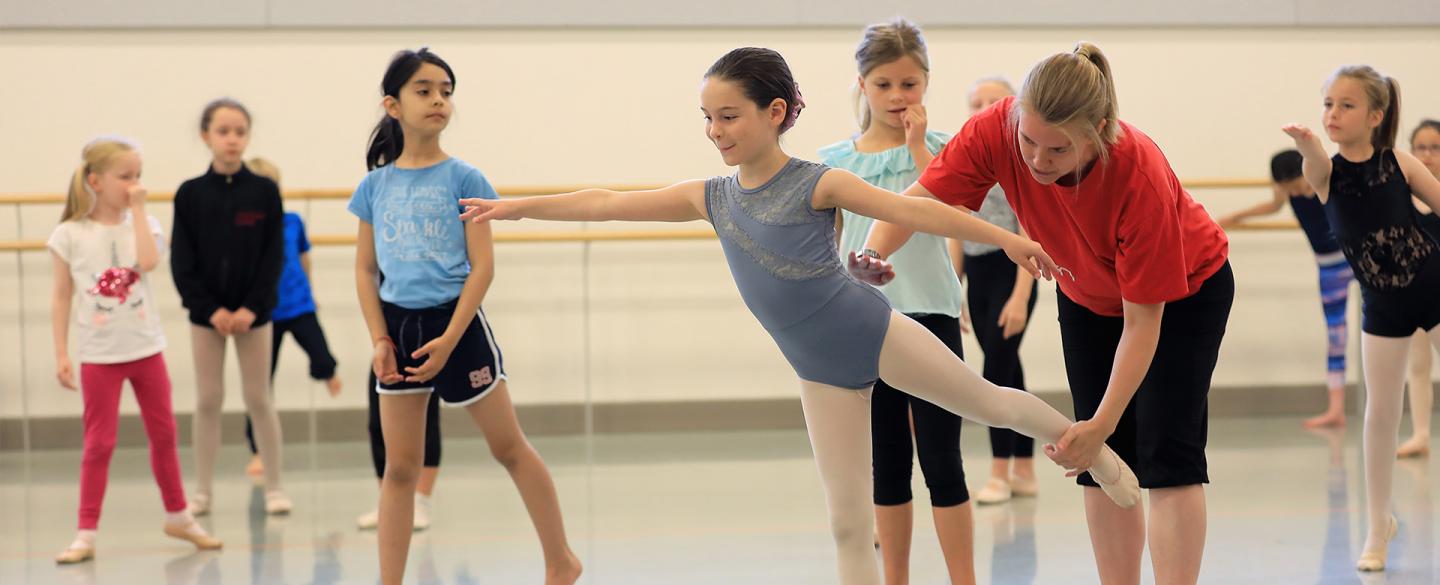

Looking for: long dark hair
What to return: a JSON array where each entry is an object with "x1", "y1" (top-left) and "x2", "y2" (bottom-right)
[{"x1": 365, "y1": 48, "x2": 456, "y2": 170}]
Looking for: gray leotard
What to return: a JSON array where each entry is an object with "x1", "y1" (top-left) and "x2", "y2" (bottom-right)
[{"x1": 705, "y1": 158, "x2": 893, "y2": 389}]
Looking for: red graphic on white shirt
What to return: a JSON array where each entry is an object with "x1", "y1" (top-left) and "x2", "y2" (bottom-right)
[
  {"x1": 87, "y1": 267, "x2": 145, "y2": 327},
  {"x1": 89, "y1": 267, "x2": 141, "y2": 303}
]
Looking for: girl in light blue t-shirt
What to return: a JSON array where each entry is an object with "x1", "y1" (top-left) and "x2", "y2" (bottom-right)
[{"x1": 347, "y1": 48, "x2": 581, "y2": 585}]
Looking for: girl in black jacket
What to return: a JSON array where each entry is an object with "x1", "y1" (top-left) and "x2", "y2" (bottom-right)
[{"x1": 171, "y1": 98, "x2": 290, "y2": 516}]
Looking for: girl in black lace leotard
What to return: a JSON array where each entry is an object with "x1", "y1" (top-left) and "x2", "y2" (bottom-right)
[{"x1": 1284, "y1": 65, "x2": 1440, "y2": 573}]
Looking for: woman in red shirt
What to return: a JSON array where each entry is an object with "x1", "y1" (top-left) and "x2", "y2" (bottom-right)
[{"x1": 855, "y1": 43, "x2": 1231, "y2": 585}]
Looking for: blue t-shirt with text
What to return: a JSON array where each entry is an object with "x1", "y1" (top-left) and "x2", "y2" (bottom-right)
[{"x1": 347, "y1": 158, "x2": 499, "y2": 309}]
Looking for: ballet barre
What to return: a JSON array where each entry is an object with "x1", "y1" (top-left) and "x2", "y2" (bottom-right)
[
  {"x1": 0, "y1": 178, "x2": 1269, "y2": 205},
  {"x1": 0, "y1": 178, "x2": 1295, "y2": 252},
  {"x1": 0, "y1": 220, "x2": 1300, "y2": 252}
]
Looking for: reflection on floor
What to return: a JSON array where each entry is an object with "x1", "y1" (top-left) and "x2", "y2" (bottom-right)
[{"x1": 1, "y1": 417, "x2": 1435, "y2": 584}]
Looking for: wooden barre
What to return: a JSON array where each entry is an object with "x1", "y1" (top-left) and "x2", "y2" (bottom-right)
[
  {"x1": 0, "y1": 186, "x2": 661, "y2": 205},
  {"x1": 0, "y1": 229, "x2": 721, "y2": 252},
  {"x1": 0, "y1": 221, "x2": 1301, "y2": 252},
  {"x1": 310, "y1": 230, "x2": 720, "y2": 245},
  {"x1": 0, "y1": 179, "x2": 1271, "y2": 205}
]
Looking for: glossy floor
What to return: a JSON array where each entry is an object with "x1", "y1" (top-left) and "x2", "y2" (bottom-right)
[{"x1": 1, "y1": 417, "x2": 1435, "y2": 584}]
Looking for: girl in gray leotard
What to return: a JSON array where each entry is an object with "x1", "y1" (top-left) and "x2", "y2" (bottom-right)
[
  {"x1": 704, "y1": 157, "x2": 891, "y2": 389},
  {"x1": 459, "y1": 47, "x2": 1139, "y2": 585}
]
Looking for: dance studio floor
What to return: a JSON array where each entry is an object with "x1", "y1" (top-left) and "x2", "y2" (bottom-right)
[{"x1": 1, "y1": 416, "x2": 1435, "y2": 584}]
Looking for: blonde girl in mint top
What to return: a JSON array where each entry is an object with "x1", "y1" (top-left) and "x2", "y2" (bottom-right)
[
  {"x1": 821, "y1": 19, "x2": 976, "y2": 585},
  {"x1": 824, "y1": 129, "x2": 958, "y2": 313}
]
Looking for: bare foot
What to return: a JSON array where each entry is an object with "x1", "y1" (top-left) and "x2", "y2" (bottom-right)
[
  {"x1": 545, "y1": 551, "x2": 583, "y2": 585},
  {"x1": 326, "y1": 377, "x2": 342, "y2": 397},
  {"x1": 1303, "y1": 411, "x2": 1346, "y2": 429},
  {"x1": 245, "y1": 455, "x2": 264, "y2": 477},
  {"x1": 1397, "y1": 435, "x2": 1430, "y2": 458}
]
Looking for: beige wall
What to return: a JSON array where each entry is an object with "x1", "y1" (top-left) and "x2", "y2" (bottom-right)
[{"x1": 2, "y1": 26, "x2": 1438, "y2": 418}]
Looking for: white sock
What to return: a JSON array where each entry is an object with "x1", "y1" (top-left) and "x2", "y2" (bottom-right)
[
  {"x1": 1326, "y1": 372, "x2": 1346, "y2": 394},
  {"x1": 71, "y1": 530, "x2": 97, "y2": 550}
]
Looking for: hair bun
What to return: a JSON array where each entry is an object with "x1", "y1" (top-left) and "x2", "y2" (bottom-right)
[{"x1": 786, "y1": 83, "x2": 806, "y2": 128}]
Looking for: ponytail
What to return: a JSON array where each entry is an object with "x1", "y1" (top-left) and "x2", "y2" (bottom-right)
[
  {"x1": 60, "y1": 138, "x2": 136, "y2": 223},
  {"x1": 1326, "y1": 65, "x2": 1401, "y2": 152},
  {"x1": 61, "y1": 164, "x2": 93, "y2": 223},
  {"x1": 366, "y1": 117, "x2": 405, "y2": 171},
  {"x1": 1017, "y1": 41, "x2": 1122, "y2": 162},
  {"x1": 1374, "y1": 76, "x2": 1400, "y2": 150}
]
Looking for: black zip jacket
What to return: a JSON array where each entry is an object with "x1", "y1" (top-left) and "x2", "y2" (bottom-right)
[{"x1": 170, "y1": 163, "x2": 284, "y2": 327}]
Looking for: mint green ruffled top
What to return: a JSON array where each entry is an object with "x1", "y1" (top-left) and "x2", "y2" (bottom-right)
[{"x1": 820, "y1": 130, "x2": 962, "y2": 317}]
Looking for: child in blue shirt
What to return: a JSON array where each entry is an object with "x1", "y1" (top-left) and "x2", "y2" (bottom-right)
[{"x1": 242, "y1": 157, "x2": 342, "y2": 477}]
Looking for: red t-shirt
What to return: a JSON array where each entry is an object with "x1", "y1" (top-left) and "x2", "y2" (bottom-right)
[{"x1": 920, "y1": 96, "x2": 1228, "y2": 317}]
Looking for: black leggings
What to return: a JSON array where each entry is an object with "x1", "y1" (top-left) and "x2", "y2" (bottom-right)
[
  {"x1": 368, "y1": 370, "x2": 443, "y2": 477},
  {"x1": 872, "y1": 313, "x2": 969, "y2": 507},
  {"x1": 246, "y1": 311, "x2": 339, "y2": 454},
  {"x1": 965, "y1": 250, "x2": 1038, "y2": 459},
  {"x1": 1060, "y1": 261, "x2": 1233, "y2": 489}
]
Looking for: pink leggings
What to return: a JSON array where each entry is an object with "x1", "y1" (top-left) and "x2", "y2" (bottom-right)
[{"x1": 78, "y1": 353, "x2": 187, "y2": 529}]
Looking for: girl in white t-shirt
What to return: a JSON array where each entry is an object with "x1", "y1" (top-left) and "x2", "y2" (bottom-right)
[{"x1": 48, "y1": 138, "x2": 221, "y2": 564}]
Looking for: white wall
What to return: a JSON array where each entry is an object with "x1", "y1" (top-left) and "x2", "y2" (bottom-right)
[{"x1": 2, "y1": 26, "x2": 1438, "y2": 419}]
